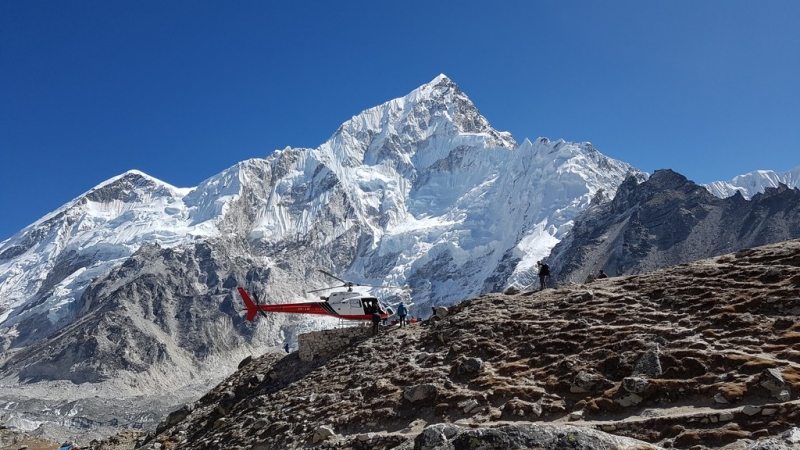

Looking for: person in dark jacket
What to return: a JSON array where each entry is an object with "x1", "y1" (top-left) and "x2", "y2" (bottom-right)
[
  {"x1": 372, "y1": 309, "x2": 381, "y2": 336},
  {"x1": 537, "y1": 261, "x2": 550, "y2": 290},
  {"x1": 597, "y1": 269, "x2": 608, "y2": 279},
  {"x1": 397, "y1": 302, "x2": 408, "y2": 327}
]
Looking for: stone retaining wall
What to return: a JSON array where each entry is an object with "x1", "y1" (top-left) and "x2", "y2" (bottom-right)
[{"x1": 298, "y1": 325, "x2": 373, "y2": 361}]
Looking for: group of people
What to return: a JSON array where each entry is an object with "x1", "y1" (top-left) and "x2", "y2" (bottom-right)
[
  {"x1": 368, "y1": 261, "x2": 612, "y2": 338},
  {"x1": 372, "y1": 302, "x2": 417, "y2": 336},
  {"x1": 371, "y1": 301, "x2": 413, "y2": 335}
]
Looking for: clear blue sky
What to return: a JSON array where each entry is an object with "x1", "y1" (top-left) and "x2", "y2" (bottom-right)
[{"x1": 2, "y1": 1, "x2": 799, "y2": 241}]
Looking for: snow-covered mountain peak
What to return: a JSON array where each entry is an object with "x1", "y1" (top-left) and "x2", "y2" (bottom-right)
[
  {"x1": 320, "y1": 75, "x2": 516, "y2": 173},
  {"x1": 83, "y1": 169, "x2": 188, "y2": 205},
  {"x1": 704, "y1": 165, "x2": 800, "y2": 199}
]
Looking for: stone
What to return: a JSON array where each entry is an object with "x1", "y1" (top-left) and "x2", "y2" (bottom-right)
[
  {"x1": 632, "y1": 347, "x2": 662, "y2": 378},
  {"x1": 312, "y1": 425, "x2": 335, "y2": 443},
  {"x1": 776, "y1": 389, "x2": 791, "y2": 402},
  {"x1": 760, "y1": 368, "x2": 786, "y2": 392},
  {"x1": 622, "y1": 376, "x2": 655, "y2": 395},
  {"x1": 457, "y1": 357, "x2": 483, "y2": 376},
  {"x1": 571, "y1": 370, "x2": 604, "y2": 393},
  {"x1": 502, "y1": 397, "x2": 542, "y2": 418},
  {"x1": 237, "y1": 355, "x2": 253, "y2": 369},
  {"x1": 415, "y1": 423, "x2": 461, "y2": 449},
  {"x1": 615, "y1": 392, "x2": 643, "y2": 407},
  {"x1": 164, "y1": 404, "x2": 193, "y2": 427},
  {"x1": 718, "y1": 412, "x2": 734, "y2": 422},
  {"x1": 458, "y1": 399, "x2": 480, "y2": 413},
  {"x1": 742, "y1": 405, "x2": 762, "y2": 416},
  {"x1": 404, "y1": 384, "x2": 439, "y2": 403},
  {"x1": 413, "y1": 423, "x2": 662, "y2": 449}
]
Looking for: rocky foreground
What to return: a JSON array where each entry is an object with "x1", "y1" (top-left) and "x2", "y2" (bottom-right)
[{"x1": 76, "y1": 239, "x2": 800, "y2": 449}]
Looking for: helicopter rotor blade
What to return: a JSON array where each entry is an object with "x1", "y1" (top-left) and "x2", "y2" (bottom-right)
[
  {"x1": 368, "y1": 284, "x2": 412, "y2": 291},
  {"x1": 305, "y1": 284, "x2": 343, "y2": 294},
  {"x1": 318, "y1": 270, "x2": 347, "y2": 284}
]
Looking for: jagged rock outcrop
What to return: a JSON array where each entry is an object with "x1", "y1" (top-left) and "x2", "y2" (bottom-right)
[{"x1": 548, "y1": 169, "x2": 800, "y2": 284}]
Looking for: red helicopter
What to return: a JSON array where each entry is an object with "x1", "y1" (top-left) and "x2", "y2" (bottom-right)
[{"x1": 238, "y1": 270, "x2": 397, "y2": 322}]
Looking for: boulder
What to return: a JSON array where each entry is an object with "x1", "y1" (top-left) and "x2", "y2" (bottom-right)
[
  {"x1": 622, "y1": 376, "x2": 656, "y2": 396},
  {"x1": 633, "y1": 347, "x2": 662, "y2": 378},
  {"x1": 312, "y1": 425, "x2": 335, "y2": 443},
  {"x1": 502, "y1": 397, "x2": 542, "y2": 417},
  {"x1": 456, "y1": 357, "x2": 483, "y2": 376},
  {"x1": 410, "y1": 423, "x2": 662, "y2": 449},
  {"x1": 744, "y1": 427, "x2": 800, "y2": 449},
  {"x1": 571, "y1": 370, "x2": 606, "y2": 393},
  {"x1": 760, "y1": 368, "x2": 786, "y2": 392},
  {"x1": 404, "y1": 384, "x2": 439, "y2": 403}
]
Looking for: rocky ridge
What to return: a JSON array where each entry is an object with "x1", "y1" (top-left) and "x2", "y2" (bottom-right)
[
  {"x1": 548, "y1": 169, "x2": 800, "y2": 285},
  {"x1": 81, "y1": 239, "x2": 800, "y2": 449}
]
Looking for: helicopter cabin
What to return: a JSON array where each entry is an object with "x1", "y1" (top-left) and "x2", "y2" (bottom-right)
[{"x1": 326, "y1": 291, "x2": 385, "y2": 314}]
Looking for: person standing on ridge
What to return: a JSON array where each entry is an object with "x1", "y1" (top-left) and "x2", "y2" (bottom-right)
[
  {"x1": 397, "y1": 302, "x2": 408, "y2": 327},
  {"x1": 537, "y1": 261, "x2": 550, "y2": 290},
  {"x1": 597, "y1": 269, "x2": 608, "y2": 279}
]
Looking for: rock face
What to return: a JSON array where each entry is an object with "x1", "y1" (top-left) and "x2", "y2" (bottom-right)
[
  {"x1": 92, "y1": 239, "x2": 800, "y2": 450},
  {"x1": 549, "y1": 169, "x2": 800, "y2": 284}
]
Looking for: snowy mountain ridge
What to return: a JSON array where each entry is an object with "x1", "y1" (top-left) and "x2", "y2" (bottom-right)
[
  {"x1": 0, "y1": 171, "x2": 198, "y2": 326},
  {"x1": 703, "y1": 166, "x2": 800, "y2": 199}
]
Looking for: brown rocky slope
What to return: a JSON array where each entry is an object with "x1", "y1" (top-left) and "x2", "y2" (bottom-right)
[{"x1": 97, "y1": 239, "x2": 800, "y2": 449}]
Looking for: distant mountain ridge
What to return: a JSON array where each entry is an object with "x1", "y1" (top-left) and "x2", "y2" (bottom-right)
[
  {"x1": 703, "y1": 166, "x2": 800, "y2": 199},
  {"x1": 549, "y1": 169, "x2": 800, "y2": 283}
]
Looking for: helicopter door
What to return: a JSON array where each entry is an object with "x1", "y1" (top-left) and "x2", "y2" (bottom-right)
[
  {"x1": 362, "y1": 298, "x2": 375, "y2": 314},
  {"x1": 350, "y1": 298, "x2": 361, "y2": 314},
  {"x1": 363, "y1": 297, "x2": 380, "y2": 314}
]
